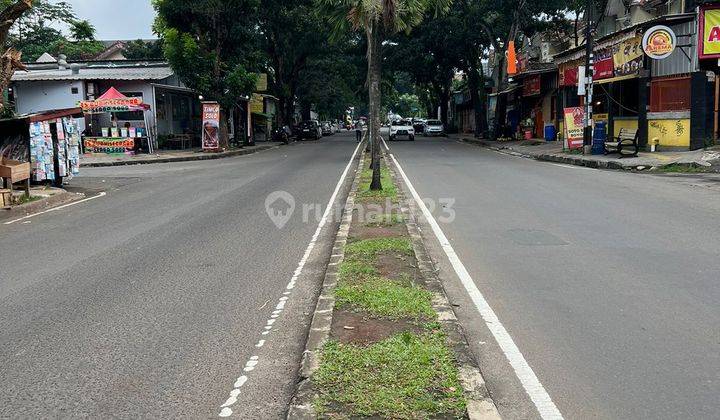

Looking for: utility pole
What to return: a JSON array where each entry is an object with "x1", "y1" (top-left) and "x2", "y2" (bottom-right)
[{"x1": 583, "y1": 0, "x2": 594, "y2": 154}]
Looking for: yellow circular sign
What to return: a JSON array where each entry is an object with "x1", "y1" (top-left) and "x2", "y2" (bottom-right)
[{"x1": 643, "y1": 25, "x2": 676, "y2": 59}]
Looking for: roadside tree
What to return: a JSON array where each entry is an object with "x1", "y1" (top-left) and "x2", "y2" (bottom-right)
[
  {"x1": 154, "y1": 0, "x2": 260, "y2": 149},
  {"x1": 318, "y1": 0, "x2": 451, "y2": 191}
]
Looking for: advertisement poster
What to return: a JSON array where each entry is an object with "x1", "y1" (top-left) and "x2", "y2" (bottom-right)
[
  {"x1": 563, "y1": 107, "x2": 585, "y2": 150},
  {"x1": 613, "y1": 36, "x2": 643, "y2": 76},
  {"x1": 202, "y1": 102, "x2": 221, "y2": 150},
  {"x1": 700, "y1": 5, "x2": 720, "y2": 59}
]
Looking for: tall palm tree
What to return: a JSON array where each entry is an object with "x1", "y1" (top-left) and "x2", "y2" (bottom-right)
[{"x1": 319, "y1": 0, "x2": 451, "y2": 190}]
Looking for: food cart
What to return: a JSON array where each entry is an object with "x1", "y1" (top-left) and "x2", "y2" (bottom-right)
[
  {"x1": 0, "y1": 108, "x2": 83, "y2": 193},
  {"x1": 79, "y1": 87, "x2": 154, "y2": 154}
]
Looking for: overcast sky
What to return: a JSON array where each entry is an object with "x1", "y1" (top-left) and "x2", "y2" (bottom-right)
[{"x1": 61, "y1": 0, "x2": 157, "y2": 40}]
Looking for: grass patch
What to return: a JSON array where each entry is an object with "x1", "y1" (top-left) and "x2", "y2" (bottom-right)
[
  {"x1": 335, "y1": 276, "x2": 435, "y2": 320},
  {"x1": 357, "y1": 165, "x2": 397, "y2": 201},
  {"x1": 314, "y1": 331, "x2": 466, "y2": 418},
  {"x1": 345, "y1": 237, "x2": 413, "y2": 262},
  {"x1": 364, "y1": 213, "x2": 405, "y2": 227},
  {"x1": 654, "y1": 163, "x2": 709, "y2": 173},
  {"x1": 338, "y1": 238, "x2": 430, "y2": 319},
  {"x1": 337, "y1": 260, "x2": 377, "y2": 282},
  {"x1": 13, "y1": 195, "x2": 40, "y2": 205}
]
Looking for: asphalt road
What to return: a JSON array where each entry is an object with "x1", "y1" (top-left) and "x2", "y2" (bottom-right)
[
  {"x1": 387, "y1": 136, "x2": 720, "y2": 420},
  {"x1": 0, "y1": 133, "x2": 359, "y2": 418}
]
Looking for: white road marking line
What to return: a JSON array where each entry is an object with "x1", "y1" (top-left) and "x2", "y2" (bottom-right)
[
  {"x1": 3, "y1": 191, "x2": 107, "y2": 225},
  {"x1": 389, "y1": 153, "x2": 564, "y2": 420},
  {"x1": 217, "y1": 140, "x2": 363, "y2": 417}
]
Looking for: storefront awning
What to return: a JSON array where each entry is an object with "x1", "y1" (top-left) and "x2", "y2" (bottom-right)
[{"x1": 594, "y1": 73, "x2": 639, "y2": 85}]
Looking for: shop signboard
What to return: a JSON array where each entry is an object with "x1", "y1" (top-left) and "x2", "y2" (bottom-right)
[
  {"x1": 563, "y1": 107, "x2": 585, "y2": 150},
  {"x1": 250, "y1": 94, "x2": 264, "y2": 114},
  {"x1": 594, "y1": 47, "x2": 614, "y2": 79},
  {"x1": 613, "y1": 35, "x2": 643, "y2": 76},
  {"x1": 202, "y1": 102, "x2": 221, "y2": 150},
  {"x1": 699, "y1": 5, "x2": 720, "y2": 59},
  {"x1": 255, "y1": 73, "x2": 268, "y2": 91},
  {"x1": 523, "y1": 75, "x2": 541, "y2": 96},
  {"x1": 642, "y1": 25, "x2": 676, "y2": 60}
]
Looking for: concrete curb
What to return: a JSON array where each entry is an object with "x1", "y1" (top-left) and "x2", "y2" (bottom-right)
[
  {"x1": 0, "y1": 190, "x2": 84, "y2": 222},
  {"x1": 457, "y1": 137, "x2": 703, "y2": 172},
  {"x1": 81, "y1": 144, "x2": 279, "y2": 167},
  {"x1": 384, "y1": 149, "x2": 502, "y2": 420},
  {"x1": 286, "y1": 148, "x2": 364, "y2": 419}
]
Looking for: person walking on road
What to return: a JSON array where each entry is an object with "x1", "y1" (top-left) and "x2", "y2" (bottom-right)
[{"x1": 355, "y1": 121, "x2": 363, "y2": 142}]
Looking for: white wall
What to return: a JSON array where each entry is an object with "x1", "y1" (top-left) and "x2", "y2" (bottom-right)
[{"x1": 14, "y1": 80, "x2": 85, "y2": 114}]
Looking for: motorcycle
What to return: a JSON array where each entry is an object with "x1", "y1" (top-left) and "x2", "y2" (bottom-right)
[{"x1": 272, "y1": 125, "x2": 291, "y2": 144}]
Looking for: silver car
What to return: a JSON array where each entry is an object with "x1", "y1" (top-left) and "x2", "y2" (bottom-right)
[{"x1": 423, "y1": 119, "x2": 445, "y2": 136}]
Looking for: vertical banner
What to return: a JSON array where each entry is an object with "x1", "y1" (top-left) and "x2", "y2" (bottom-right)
[
  {"x1": 202, "y1": 102, "x2": 221, "y2": 150},
  {"x1": 563, "y1": 107, "x2": 585, "y2": 150}
]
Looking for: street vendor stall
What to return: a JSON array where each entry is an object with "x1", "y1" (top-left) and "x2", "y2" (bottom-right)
[
  {"x1": 0, "y1": 108, "x2": 83, "y2": 191},
  {"x1": 80, "y1": 87, "x2": 154, "y2": 154}
]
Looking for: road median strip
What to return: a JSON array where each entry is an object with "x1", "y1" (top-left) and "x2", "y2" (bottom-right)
[{"x1": 288, "y1": 146, "x2": 500, "y2": 419}]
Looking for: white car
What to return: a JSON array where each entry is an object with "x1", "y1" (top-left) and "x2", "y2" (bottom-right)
[
  {"x1": 424, "y1": 119, "x2": 445, "y2": 136},
  {"x1": 389, "y1": 119, "x2": 415, "y2": 141}
]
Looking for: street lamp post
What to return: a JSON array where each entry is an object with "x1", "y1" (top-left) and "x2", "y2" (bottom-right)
[{"x1": 583, "y1": 0, "x2": 594, "y2": 154}]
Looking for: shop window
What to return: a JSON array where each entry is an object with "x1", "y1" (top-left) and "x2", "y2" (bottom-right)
[{"x1": 650, "y1": 76, "x2": 690, "y2": 112}]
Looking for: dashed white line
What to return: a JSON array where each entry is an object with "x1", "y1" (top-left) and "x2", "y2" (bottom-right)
[
  {"x1": 388, "y1": 152, "x2": 564, "y2": 420},
  {"x1": 216, "y1": 140, "x2": 363, "y2": 417}
]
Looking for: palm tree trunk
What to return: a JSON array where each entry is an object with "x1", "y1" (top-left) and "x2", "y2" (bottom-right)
[{"x1": 366, "y1": 19, "x2": 382, "y2": 191}]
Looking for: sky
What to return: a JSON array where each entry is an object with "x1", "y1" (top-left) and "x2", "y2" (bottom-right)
[{"x1": 61, "y1": 0, "x2": 157, "y2": 40}]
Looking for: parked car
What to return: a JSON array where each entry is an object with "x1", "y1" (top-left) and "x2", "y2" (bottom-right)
[
  {"x1": 424, "y1": 119, "x2": 445, "y2": 136},
  {"x1": 412, "y1": 118, "x2": 426, "y2": 134},
  {"x1": 321, "y1": 121, "x2": 334, "y2": 136},
  {"x1": 299, "y1": 120, "x2": 322, "y2": 140},
  {"x1": 389, "y1": 119, "x2": 415, "y2": 141}
]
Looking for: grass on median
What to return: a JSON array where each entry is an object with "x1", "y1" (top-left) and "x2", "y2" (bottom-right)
[
  {"x1": 335, "y1": 276, "x2": 435, "y2": 320},
  {"x1": 337, "y1": 237, "x2": 432, "y2": 320},
  {"x1": 344, "y1": 237, "x2": 413, "y2": 261},
  {"x1": 364, "y1": 213, "x2": 405, "y2": 227},
  {"x1": 314, "y1": 330, "x2": 466, "y2": 419},
  {"x1": 357, "y1": 165, "x2": 397, "y2": 201}
]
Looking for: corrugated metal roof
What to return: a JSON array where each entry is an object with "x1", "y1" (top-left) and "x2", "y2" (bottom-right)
[{"x1": 12, "y1": 66, "x2": 174, "y2": 82}]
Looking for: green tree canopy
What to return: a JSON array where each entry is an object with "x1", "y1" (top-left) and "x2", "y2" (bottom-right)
[{"x1": 154, "y1": 0, "x2": 260, "y2": 147}]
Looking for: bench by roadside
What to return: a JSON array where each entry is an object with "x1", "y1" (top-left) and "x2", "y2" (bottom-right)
[
  {"x1": 450, "y1": 135, "x2": 720, "y2": 172},
  {"x1": 80, "y1": 143, "x2": 281, "y2": 168}
]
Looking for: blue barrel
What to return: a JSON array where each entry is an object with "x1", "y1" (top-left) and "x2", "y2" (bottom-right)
[
  {"x1": 592, "y1": 121, "x2": 607, "y2": 155},
  {"x1": 544, "y1": 124, "x2": 556, "y2": 142}
]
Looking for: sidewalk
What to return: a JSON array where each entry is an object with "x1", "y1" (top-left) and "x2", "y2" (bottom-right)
[
  {"x1": 1, "y1": 186, "x2": 82, "y2": 221},
  {"x1": 80, "y1": 143, "x2": 281, "y2": 167},
  {"x1": 451, "y1": 135, "x2": 720, "y2": 172}
]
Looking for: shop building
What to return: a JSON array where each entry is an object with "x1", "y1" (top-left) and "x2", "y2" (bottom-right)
[
  {"x1": 10, "y1": 58, "x2": 201, "y2": 149},
  {"x1": 553, "y1": 0, "x2": 717, "y2": 151}
]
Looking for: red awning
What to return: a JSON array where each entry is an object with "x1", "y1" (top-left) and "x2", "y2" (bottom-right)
[{"x1": 97, "y1": 87, "x2": 128, "y2": 101}]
